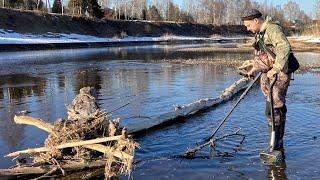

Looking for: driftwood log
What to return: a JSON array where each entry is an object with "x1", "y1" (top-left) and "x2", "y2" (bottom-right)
[
  {"x1": 1, "y1": 87, "x2": 137, "y2": 179},
  {"x1": 13, "y1": 115, "x2": 54, "y2": 133},
  {"x1": 5, "y1": 132, "x2": 127, "y2": 158},
  {"x1": 125, "y1": 77, "x2": 251, "y2": 133}
]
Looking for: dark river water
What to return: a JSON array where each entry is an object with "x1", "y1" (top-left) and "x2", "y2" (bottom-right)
[{"x1": 0, "y1": 44, "x2": 319, "y2": 179}]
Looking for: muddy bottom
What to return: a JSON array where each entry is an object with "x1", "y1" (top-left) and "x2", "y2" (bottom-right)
[{"x1": 0, "y1": 45, "x2": 319, "y2": 179}]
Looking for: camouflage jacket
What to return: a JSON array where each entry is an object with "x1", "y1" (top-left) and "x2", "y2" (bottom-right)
[{"x1": 255, "y1": 16, "x2": 291, "y2": 73}]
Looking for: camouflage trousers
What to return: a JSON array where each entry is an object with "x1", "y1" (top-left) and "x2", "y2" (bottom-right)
[{"x1": 261, "y1": 72, "x2": 291, "y2": 125}]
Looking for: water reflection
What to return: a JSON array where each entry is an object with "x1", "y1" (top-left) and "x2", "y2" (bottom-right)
[
  {"x1": 0, "y1": 74, "x2": 47, "y2": 155},
  {"x1": 0, "y1": 88, "x2": 3, "y2": 100},
  {"x1": 72, "y1": 68, "x2": 103, "y2": 93},
  {"x1": 0, "y1": 112, "x2": 24, "y2": 151},
  {"x1": 0, "y1": 74, "x2": 46, "y2": 101},
  {"x1": 0, "y1": 46, "x2": 241, "y2": 169},
  {"x1": 0, "y1": 44, "x2": 252, "y2": 68},
  {"x1": 267, "y1": 161, "x2": 287, "y2": 180},
  {"x1": 0, "y1": 47, "x2": 319, "y2": 179}
]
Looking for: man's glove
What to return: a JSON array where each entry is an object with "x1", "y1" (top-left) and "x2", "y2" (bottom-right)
[
  {"x1": 238, "y1": 60, "x2": 253, "y2": 71},
  {"x1": 238, "y1": 60, "x2": 256, "y2": 79}
]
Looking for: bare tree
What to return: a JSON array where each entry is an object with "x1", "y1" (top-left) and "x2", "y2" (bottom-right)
[
  {"x1": 167, "y1": 0, "x2": 176, "y2": 21},
  {"x1": 61, "y1": 0, "x2": 63, "y2": 14},
  {"x1": 283, "y1": 0, "x2": 300, "y2": 22},
  {"x1": 270, "y1": 5, "x2": 285, "y2": 24},
  {"x1": 184, "y1": 0, "x2": 198, "y2": 23},
  {"x1": 183, "y1": 0, "x2": 194, "y2": 23},
  {"x1": 316, "y1": 0, "x2": 320, "y2": 20},
  {"x1": 148, "y1": 5, "x2": 162, "y2": 21},
  {"x1": 298, "y1": 10, "x2": 311, "y2": 24},
  {"x1": 109, "y1": 0, "x2": 122, "y2": 19},
  {"x1": 207, "y1": 0, "x2": 226, "y2": 25},
  {"x1": 131, "y1": 0, "x2": 147, "y2": 20},
  {"x1": 152, "y1": 0, "x2": 169, "y2": 21},
  {"x1": 68, "y1": 0, "x2": 82, "y2": 16},
  {"x1": 239, "y1": 0, "x2": 253, "y2": 17}
]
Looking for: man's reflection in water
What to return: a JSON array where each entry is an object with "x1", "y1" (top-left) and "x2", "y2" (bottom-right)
[{"x1": 267, "y1": 160, "x2": 287, "y2": 180}]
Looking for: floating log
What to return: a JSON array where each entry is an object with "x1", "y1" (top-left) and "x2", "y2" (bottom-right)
[{"x1": 125, "y1": 77, "x2": 250, "y2": 133}]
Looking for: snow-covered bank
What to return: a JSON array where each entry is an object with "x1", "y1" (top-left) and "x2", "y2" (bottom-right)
[
  {"x1": 290, "y1": 36, "x2": 320, "y2": 43},
  {"x1": 0, "y1": 28, "x2": 244, "y2": 45},
  {"x1": 1, "y1": 28, "x2": 318, "y2": 46}
]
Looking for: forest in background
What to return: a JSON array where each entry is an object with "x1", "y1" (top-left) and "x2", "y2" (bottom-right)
[{"x1": 1, "y1": 0, "x2": 320, "y2": 36}]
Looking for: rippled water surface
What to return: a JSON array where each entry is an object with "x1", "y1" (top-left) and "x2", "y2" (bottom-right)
[{"x1": 0, "y1": 45, "x2": 319, "y2": 179}]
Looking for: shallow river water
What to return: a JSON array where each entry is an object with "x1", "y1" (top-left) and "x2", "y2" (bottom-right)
[{"x1": 0, "y1": 44, "x2": 319, "y2": 179}]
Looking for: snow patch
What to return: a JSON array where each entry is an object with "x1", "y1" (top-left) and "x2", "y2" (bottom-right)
[
  {"x1": 291, "y1": 36, "x2": 320, "y2": 44},
  {"x1": 0, "y1": 29, "x2": 230, "y2": 44}
]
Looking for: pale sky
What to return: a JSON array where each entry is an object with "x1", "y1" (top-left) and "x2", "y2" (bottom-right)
[
  {"x1": 255, "y1": 0, "x2": 316, "y2": 16},
  {"x1": 170, "y1": 0, "x2": 318, "y2": 19},
  {"x1": 174, "y1": 0, "x2": 317, "y2": 17}
]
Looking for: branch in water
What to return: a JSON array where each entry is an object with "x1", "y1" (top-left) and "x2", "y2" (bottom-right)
[{"x1": 183, "y1": 129, "x2": 245, "y2": 158}]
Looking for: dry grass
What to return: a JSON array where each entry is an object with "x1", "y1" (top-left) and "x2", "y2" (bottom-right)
[
  {"x1": 289, "y1": 39, "x2": 320, "y2": 52},
  {"x1": 176, "y1": 38, "x2": 319, "y2": 54},
  {"x1": 301, "y1": 23, "x2": 320, "y2": 37},
  {"x1": 166, "y1": 58, "x2": 244, "y2": 68}
]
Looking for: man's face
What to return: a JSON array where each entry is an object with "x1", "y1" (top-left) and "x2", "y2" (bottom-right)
[{"x1": 243, "y1": 19, "x2": 260, "y2": 33}]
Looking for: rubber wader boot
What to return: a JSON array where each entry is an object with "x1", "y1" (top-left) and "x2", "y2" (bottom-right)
[
  {"x1": 269, "y1": 119, "x2": 285, "y2": 151},
  {"x1": 274, "y1": 106, "x2": 287, "y2": 151},
  {"x1": 265, "y1": 104, "x2": 287, "y2": 148},
  {"x1": 260, "y1": 75, "x2": 285, "y2": 165}
]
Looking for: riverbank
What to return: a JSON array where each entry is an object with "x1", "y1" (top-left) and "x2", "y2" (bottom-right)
[
  {"x1": 0, "y1": 7, "x2": 250, "y2": 52},
  {"x1": 1, "y1": 7, "x2": 319, "y2": 53},
  {"x1": 0, "y1": 7, "x2": 248, "y2": 38},
  {"x1": 178, "y1": 38, "x2": 320, "y2": 53},
  {"x1": 0, "y1": 29, "x2": 248, "y2": 52},
  {"x1": 1, "y1": 29, "x2": 319, "y2": 53}
]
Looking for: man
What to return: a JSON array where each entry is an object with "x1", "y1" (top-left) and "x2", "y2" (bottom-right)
[{"x1": 240, "y1": 9, "x2": 291, "y2": 153}]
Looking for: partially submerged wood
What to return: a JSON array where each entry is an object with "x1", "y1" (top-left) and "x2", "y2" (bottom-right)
[
  {"x1": 125, "y1": 77, "x2": 250, "y2": 133},
  {"x1": 14, "y1": 115, "x2": 54, "y2": 134},
  {"x1": 3, "y1": 87, "x2": 138, "y2": 179},
  {"x1": 0, "y1": 160, "x2": 107, "y2": 176},
  {"x1": 183, "y1": 129, "x2": 245, "y2": 158},
  {"x1": 83, "y1": 144, "x2": 132, "y2": 160}
]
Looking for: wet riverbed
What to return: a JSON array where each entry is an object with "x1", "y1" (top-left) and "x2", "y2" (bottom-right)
[{"x1": 0, "y1": 44, "x2": 319, "y2": 179}]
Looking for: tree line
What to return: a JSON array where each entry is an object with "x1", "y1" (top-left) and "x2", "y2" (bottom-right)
[{"x1": 1, "y1": 0, "x2": 319, "y2": 25}]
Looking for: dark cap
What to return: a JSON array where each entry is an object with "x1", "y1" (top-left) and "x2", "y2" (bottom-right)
[{"x1": 241, "y1": 9, "x2": 262, "y2": 21}]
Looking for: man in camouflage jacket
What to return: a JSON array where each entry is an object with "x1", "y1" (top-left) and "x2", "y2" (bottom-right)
[{"x1": 240, "y1": 9, "x2": 291, "y2": 151}]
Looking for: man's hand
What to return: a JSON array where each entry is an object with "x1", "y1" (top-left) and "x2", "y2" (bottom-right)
[
  {"x1": 238, "y1": 60, "x2": 253, "y2": 70},
  {"x1": 245, "y1": 67, "x2": 259, "y2": 79},
  {"x1": 238, "y1": 60, "x2": 255, "y2": 79},
  {"x1": 267, "y1": 68, "x2": 278, "y2": 79}
]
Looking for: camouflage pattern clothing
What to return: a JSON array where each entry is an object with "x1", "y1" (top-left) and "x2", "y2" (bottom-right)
[
  {"x1": 258, "y1": 16, "x2": 291, "y2": 73},
  {"x1": 252, "y1": 16, "x2": 291, "y2": 126}
]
